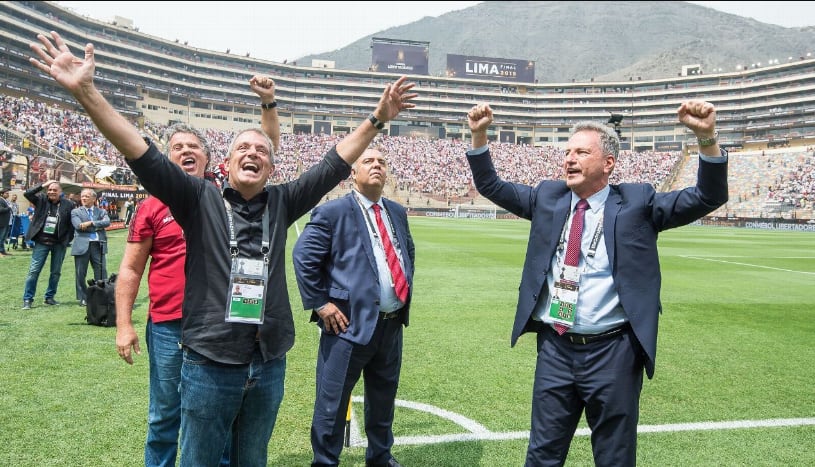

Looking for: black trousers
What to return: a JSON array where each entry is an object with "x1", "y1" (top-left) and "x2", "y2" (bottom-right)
[{"x1": 526, "y1": 325, "x2": 644, "y2": 467}]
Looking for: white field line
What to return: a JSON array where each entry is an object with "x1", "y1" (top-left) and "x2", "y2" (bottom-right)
[
  {"x1": 345, "y1": 396, "x2": 815, "y2": 447},
  {"x1": 680, "y1": 255, "x2": 815, "y2": 275}
]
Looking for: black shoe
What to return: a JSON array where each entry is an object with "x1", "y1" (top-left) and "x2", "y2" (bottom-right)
[
  {"x1": 22, "y1": 300, "x2": 32, "y2": 310},
  {"x1": 366, "y1": 459, "x2": 402, "y2": 467},
  {"x1": 79, "y1": 299, "x2": 86, "y2": 307},
  {"x1": 44, "y1": 298, "x2": 59, "y2": 306}
]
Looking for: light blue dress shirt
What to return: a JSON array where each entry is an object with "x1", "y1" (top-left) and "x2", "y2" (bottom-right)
[
  {"x1": 466, "y1": 144, "x2": 727, "y2": 333},
  {"x1": 354, "y1": 192, "x2": 406, "y2": 313}
]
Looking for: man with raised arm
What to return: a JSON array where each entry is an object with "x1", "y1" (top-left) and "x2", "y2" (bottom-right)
[
  {"x1": 31, "y1": 31, "x2": 416, "y2": 466},
  {"x1": 464, "y1": 100, "x2": 728, "y2": 465},
  {"x1": 114, "y1": 75, "x2": 281, "y2": 467}
]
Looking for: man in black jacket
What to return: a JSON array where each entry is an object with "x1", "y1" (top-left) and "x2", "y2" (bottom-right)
[
  {"x1": 30, "y1": 30, "x2": 416, "y2": 466},
  {"x1": 22, "y1": 180, "x2": 75, "y2": 309}
]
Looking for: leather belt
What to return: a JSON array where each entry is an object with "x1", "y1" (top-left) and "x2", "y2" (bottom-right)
[
  {"x1": 558, "y1": 323, "x2": 630, "y2": 345},
  {"x1": 379, "y1": 311, "x2": 400, "y2": 320}
]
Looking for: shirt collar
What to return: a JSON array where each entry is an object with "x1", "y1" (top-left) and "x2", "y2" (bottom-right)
[
  {"x1": 571, "y1": 185, "x2": 610, "y2": 213},
  {"x1": 353, "y1": 190, "x2": 380, "y2": 210},
  {"x1": 222, "y1": 182, "x2": 269, "y2": 204}
]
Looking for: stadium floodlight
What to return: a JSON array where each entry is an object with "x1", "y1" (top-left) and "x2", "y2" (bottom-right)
[
  {"x1": 607, "y1": 113, "x2": 624, "y2": 125},
  {"x1": 607, "y1": 113, "x2": 624, "y2": 139}
]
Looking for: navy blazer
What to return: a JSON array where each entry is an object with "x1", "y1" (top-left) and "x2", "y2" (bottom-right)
[
  {"x1": 293, "y1": 193, "x2": 415, "y2": 346},
  {"x1": 467, "y1": 150, "x2": 728, "y2": 378}
]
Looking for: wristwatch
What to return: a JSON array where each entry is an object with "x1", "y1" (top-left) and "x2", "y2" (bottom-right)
[
  {"x1": 697, "y1": 130, "x2": 718, "y2": 147},
  {"x1": 368, "y1": 113, "x2": 385, "y2": 130}
]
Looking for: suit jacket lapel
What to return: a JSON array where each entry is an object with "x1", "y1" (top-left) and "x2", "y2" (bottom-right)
[
  {"x1": 551, "y1": 195, "x2": 572, "y2": 255},
  {"x1": 604, "y1": 188, "x2": 622, "y2": 271},
  {"x1": 348, "y1": 193, "x2": 378, "y2": 275}
]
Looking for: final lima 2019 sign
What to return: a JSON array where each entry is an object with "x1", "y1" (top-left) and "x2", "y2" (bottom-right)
[{"x1": 446, "y1": 54, "x2": 535, "y2": 83}]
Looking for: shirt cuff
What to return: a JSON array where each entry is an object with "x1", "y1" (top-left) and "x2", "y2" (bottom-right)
[
  {"x1": 466, "y1": 144, "x2": 489, "y2": 156},
  {"x1": 698, "y1": 148, "x2": 728, "y2": 163}
]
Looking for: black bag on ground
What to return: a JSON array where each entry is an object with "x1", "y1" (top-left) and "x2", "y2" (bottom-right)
[{"x1": 86, "y1": 273, "x2": 117, "y2": 327}]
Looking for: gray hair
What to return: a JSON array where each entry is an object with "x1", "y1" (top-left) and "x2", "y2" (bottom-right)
[
  {"x1": 163, "y1": 123, "x2": 212, "y2": 162},
  {"x1": 570, "y1": 121, "x2": 620, "y2": 159},
  {"x1": 352, "y1": 145, "x2": 386, "y2": 170},
  {"x1": 81, "y1": 188, "x2": 97, "y2": 198},
  {"x1": 228, "y1": 129, "x2": 275, "y2": 164}
]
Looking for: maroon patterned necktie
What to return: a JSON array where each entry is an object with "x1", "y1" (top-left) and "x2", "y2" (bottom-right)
[
  {"x1": 372, "y1": 204, "x2": 409, "y2": 302},
  {"x1": 554, "y1": 199, "x2": 589, "y2": 335}
]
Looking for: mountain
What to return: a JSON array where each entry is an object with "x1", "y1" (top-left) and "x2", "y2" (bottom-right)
[{"x1": 298, "y1": 1, "x2": 815, "y2": 83}]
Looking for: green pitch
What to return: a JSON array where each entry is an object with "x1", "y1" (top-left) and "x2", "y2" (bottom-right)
[{"x1": 1, "y1": 217, "x2": 812, "y2": 466}]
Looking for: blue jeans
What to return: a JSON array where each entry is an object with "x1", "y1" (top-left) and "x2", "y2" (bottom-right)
[
  {"x1": 145, "y1": 319, "x2": 182, "y2": 467},
  {"x1": 23, "y1": 242, "x2": 67, "y2": 301},
  {"x1": 180, "y1": 347, "x2": 286, "y2": 467}
]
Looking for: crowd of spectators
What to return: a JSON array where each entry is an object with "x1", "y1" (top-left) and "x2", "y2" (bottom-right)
[
  {"x1": 2, "y1": 94, "x2": 813, "y2": 217},
  {"x1": 765, "y1": 151, "x2": 813, "y2": 213},
  {"x1": 1, "y1": 95, "x2": 122, "y2": 168},
  {"x1": 672, "y1": 147, "x2": 813, "y2": 217},
  {"x1": 176, "y1": 130, "x2": 681, "y2": 205}
]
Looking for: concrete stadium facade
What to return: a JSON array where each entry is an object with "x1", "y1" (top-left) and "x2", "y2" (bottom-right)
[{"x1": 2, "y1": 1, "x2": 815, "y2": 154}]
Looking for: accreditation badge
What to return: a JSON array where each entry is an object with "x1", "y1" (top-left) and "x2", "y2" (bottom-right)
[
  {"x1": 225, "y1": 258, "x2": 266, "y2": 324},
  {"x1": 43, "y1": 215, "x2": 58, "y2": 235},
  {"x1": 549, "y1": 279, "x2": 578, "y2": 326},
  {"x1": 560, "y1": 264, "x2": 580, "y2": 282}
]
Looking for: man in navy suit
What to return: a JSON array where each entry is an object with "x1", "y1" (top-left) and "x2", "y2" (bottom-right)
[
  {"x1": 465, "y1": 100, "x2": 728, "y2": 466},
  {"x1": 71, "y1": 188, "x2": 110, "y2": 306},
  {"x1": 293, "y1": 147, "x2": 415, "y2": 467}
]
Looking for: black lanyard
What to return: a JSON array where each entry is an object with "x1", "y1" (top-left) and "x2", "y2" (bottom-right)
[
  {"x1": 353, "y1": 190, "x2": 401, "y2": 254},
  {"x1": 557, "y1": 209, "x2": 604, "y2": 260},
  {"x1": 223, "y1": 197, "x2": 270, "y2": 265}
]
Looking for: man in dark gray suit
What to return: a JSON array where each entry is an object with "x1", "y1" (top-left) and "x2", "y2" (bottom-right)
[
  {"x1": 465, "y1": 100, "x2": 728, "y2": 466},
  {"x1": 293, "y1": 147, "x2": 415, "y2": 467},
  {"x1": 71, "y1": 188, "x2": 110, "y2": 306},
  {"x1": 0, "y1": 189, "x2": 11, "y2": 256}
]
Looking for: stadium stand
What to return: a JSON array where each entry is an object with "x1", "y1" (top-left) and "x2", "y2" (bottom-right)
[{"x1": 0, "y1": 1, "x2": 812, "y2": 219}]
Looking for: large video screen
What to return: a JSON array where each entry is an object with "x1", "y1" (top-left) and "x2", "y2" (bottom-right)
[{"x1": 371, "y1": 40, "x2": 429, "y2": 76}]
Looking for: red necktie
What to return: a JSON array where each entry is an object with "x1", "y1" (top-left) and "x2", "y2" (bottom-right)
[
  {"x1": 554, "y1": 199, "x2": 589, "y2": 335},
  {"x1": 372, "y1": 203, "x2": 409, "y2": 303}
]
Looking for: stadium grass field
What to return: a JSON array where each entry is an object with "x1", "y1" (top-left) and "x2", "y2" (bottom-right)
[{"x1": 0, "y1": 216, "x2": 813, "y2": 466}]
